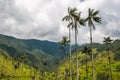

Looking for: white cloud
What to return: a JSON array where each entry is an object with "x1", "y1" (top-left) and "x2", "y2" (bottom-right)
[{"x1": 0, "y1": 0, "x2": 120, "y2": 44}]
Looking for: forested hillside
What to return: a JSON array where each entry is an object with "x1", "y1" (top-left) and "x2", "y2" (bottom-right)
[
  {"x1": 0, "y1": 34, "x2": 65, "y2": 71},
  {"x1": 0, "y1": 49, "x2": 37, "y2": 80},
  {"x1": 56, "y1": 48, "x2": 120, "y2": 80}
]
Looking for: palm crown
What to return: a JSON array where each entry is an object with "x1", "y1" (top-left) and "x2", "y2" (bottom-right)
[
  {"x1": 71, "y1": 12, "x2": 86, "y2": 32},
  {"x1": 62, "y1": 7, "x2": 85, "y2": 32},
  {"x1": 62, "y1": 7, "x2": 77, "y2": 22},
  {"x1": 81, "y1": 45, "x2": 91, "y2": 55},
  {"x1": 86, "y1": 8, "x2": 101, "y2": 30},
  {"x1": 103, "y1": 37, "x2": 113, "y2": 45},
  {"x1": 59, "y1": 36, "x2": 69, "y2": 46}
]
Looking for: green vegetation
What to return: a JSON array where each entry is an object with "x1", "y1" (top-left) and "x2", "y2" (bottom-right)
[
  {"x1": 0, "y1": 49, "x2": 36, "y2": 80},
  {"x1": 56, "y1": 48, "x2": 120, "y2": 80},
  {"x1": 0, "y1": 40, "x2": 120, "y2": 80},
  {"x1": 81, "y1": 45, "x2": 91, "y2": 80}
]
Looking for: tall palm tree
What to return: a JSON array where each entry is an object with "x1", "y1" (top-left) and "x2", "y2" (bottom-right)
[
  {"x1": 103, "y1": 37, "x2": 113, "y2": 80},
  {"x1": 81, "y1": 45, "x2": 91, "y2": 80},
  {"x1": 86, "y1": 8, "x2": 101, "y2": 80},
  {"x1": 62, "y1": 7, "x2": 77, "y2": 80},
  {"x1": 67, "y1": 8, "x2": 85, "y2": 80}
]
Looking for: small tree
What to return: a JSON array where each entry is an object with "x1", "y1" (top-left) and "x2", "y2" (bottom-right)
[
  {"x1": 59, "y1": 36, "x2": 69, "y2": 60},
  {"x1": 103, "y1": 37, "x2": 113, "y2": 80},
  {"x1": 81, "y1": 45, "x2": 91, "y2": 80}
]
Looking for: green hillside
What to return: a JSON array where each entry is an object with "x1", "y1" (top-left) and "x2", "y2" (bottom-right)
[
  {"x1": 0, "y1": 49, "x2": 60, "y2": 80},
  {"x1": 0, "y1": 49, "x2": 37, "y2": 80},
  {"x1": 55, "y1": 39, "x2": 120, "y2": 80},
  {"x1": 1, "y1": 44, "x2": 120, "y2": 80},
  {"x1": 0, "y1": 34, "x2": 65, "y2": 71},
  {"x1": 56, "y1": 48, "x2": 120, "y2": 80}
]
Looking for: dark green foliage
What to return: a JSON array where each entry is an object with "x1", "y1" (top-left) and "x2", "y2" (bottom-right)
[
  {"x1": 96, "y1": 72, "x2": 109, "y2": 80},
  {"x1": 116, "y1": 65, "x2": 120, "y2": 71}
]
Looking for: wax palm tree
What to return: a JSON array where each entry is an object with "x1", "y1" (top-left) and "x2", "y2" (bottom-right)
[
  {"x1": 86, "y1": 8, "x2": 101, "y2": 80},
  {"x1": 68, "y1": 8, "x2": 85, "y2": 80},
  {"x1": 81, "y1": 45, "x2": 91, "y2": 80},
  {"x1": 103, "y1": 37, "x2": 113, "y2": 80},
  {"x1": 62, "y1": 7, "x2": 77, "y2": 80}
]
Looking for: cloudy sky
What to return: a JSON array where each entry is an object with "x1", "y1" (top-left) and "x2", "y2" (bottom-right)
[{"x1": 0, "y1": 0, "x2": 120, "y2": 44}]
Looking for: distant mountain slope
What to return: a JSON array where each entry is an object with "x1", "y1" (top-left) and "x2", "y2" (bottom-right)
[
  {"x1": 0, "y1": 34, "x2": 62, "y2": 55},
  {"x1": 0, "y1": 34, "x2": 65, "y2": 71},
  {"x1": 77, "y1": 39, "x2": 120, "y2": 53}
]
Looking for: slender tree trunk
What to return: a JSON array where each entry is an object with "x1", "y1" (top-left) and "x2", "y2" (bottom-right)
[
  {"x1": 89, "y1": 25, "x2": 94, "y2": 80},
  {"x1": 108, "y1": 49, "x2": 112, "y2": 80},
  {"x1": 86, "y1": 54, "x2": 88, "y2": 80},
  {"x1": 75, "y1": 28, "x2": 79, "y2": 80},
  {"x1": 63, "y1": 48, "x2": 66, "y2": 80},
  {"x1": 69, "y1": 27, "x2": 72, "y2": 80}
]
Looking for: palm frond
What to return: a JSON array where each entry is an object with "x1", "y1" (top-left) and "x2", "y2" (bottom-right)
[
  {"x1": 87, "y1": 8, "x2": 101, "y2": 30},
  {"x1": 79, "y1": 19, "x2": 86, "y2": 26},
  {"x1": 67, "y1": 22, "x2": 74, "y2": 28},
  {"x1": 91, "y1": 21, "x2": 95, "y2": 30},
  {"x1": 93, "y1": 17, "x2": 101, "y2": 23},
  {"x1": 71, "y1": 7, "x2": 77, "y2": 13},
  {"x1": 89, "y1": 8, "x2": 94, "y2": 16},
  {"x1": 93, "y1": 10, "x2": 99, "y2": 16},
  {"x1": 68, "y1": 7, "x2": 70, "y2": 14}
]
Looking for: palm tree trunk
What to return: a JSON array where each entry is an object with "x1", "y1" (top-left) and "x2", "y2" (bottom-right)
[
  {"x1": 86, "y1": 54, "x2": 88, "y2": 80},
  {"x1": 108, "y1": 50, "x2": 112, "y2": 80},
  {"x1": 63, "y1": 48, "x2": 66, "y2": 80},
  {"x1": 69, "y1": 27, "x2": 72, "y2": 80},
  {"x1": 89, "y1": 25, "x2": 94, "y2": 80},
  {"x1": 75, "y1": 28, "x2": 79, "y2": 80}
]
